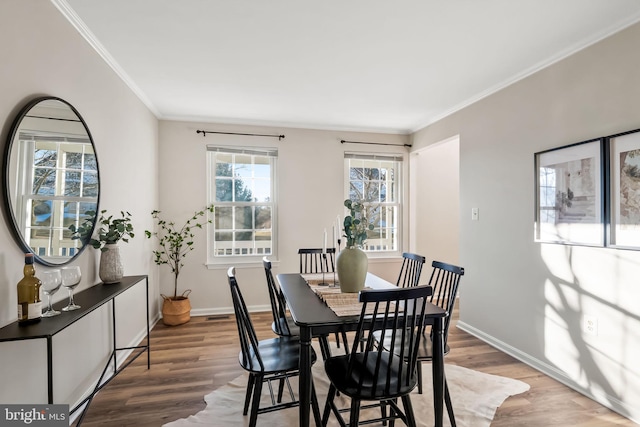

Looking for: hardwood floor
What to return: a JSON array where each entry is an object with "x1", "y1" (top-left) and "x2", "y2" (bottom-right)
[{"x1": 73, "y1": 311, "x2": 637, "y2": 426}]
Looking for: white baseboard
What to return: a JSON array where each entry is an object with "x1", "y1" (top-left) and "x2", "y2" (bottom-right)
[
  {"x1": 456, "y1": 321, "x2": 639, "y2": 424},
  {"x1": 69, "y1": 313, "x2": 161, "y2": 424},
  {"x1": 190, "y1": 304, "x2": 270, "y2": 317}
]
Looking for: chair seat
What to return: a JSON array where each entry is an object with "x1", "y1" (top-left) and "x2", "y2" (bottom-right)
[
  {"x1": 239, "y1": 335, "x2": 316, "y2": 374},
  {"x1": 271, "y1": 316, "x2": 300, "y2": 337},
  {"x1": 324, "y1": 351, "x2": 418, "y2": 400},
  {"x1": 375, "y1": 330, "x2": 451, "y2": 361},
  {"x1": 416, "y1": 334, "x2": 450, "y2": 361}
]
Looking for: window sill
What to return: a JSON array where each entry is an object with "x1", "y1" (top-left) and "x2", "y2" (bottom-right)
[{"x1": 206, "y1": 259, "x2": 280, "y2": 270}]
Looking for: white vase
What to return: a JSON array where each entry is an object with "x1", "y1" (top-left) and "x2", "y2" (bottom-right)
[
  {"x1": 336, "y1": 246, "x2": 368, "y2": 293},
  {"x1": 99, "y1": 243, "x2": 124, "y2": 284}
]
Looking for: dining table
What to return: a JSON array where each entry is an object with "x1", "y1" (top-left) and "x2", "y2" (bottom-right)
[{"x1": 277, "y1": 272, "x2": 448, "y2": 427}]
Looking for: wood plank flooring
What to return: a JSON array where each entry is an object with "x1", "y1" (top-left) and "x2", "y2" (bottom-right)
[{"x1": 72, "y1": 311, "x2": 637, "y2": 426}]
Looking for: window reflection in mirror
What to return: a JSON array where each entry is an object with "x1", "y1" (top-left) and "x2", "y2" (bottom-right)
[{"x1": 4, "y1": 97, "x2": 100, "y2": 265}]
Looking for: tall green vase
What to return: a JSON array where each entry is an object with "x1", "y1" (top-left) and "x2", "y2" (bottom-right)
[{"x1": 336, "y1": 247, "x2": 368, "y2": 293}]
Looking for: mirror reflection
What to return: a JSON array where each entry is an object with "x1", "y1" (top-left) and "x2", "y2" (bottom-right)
[{"x1": 3, "y1": 97, "x2": 100, "y2": 265}]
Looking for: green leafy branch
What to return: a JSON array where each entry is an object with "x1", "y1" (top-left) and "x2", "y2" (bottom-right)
[
  {"x1": 69, "y1": 209, "x2": 134, "y2": 251},
  {"x1": 145, "y1": 205, "x2": 214, "y2": 298},
  {"x1": 342, "y1": 199, "x2": 374, "y2": 248}
]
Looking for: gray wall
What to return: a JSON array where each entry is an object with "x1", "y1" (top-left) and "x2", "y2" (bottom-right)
[
  {"x1": 0, "y1": 0, "x2": 159, "y2": 409},
  {"x1": 158, "y1": 120, "x2": 411, "y2": 314},
  {"x1": 412, "y1": 21, "x2": 640, "y2": 423}
]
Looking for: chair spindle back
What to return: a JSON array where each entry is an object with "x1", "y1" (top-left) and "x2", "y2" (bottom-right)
[
  {"x1": 298, "y1": 248, "x2": 336, "y2": 274},
  {"x1": 396, "y1": 252, "x2": 426, "y2": 288},
  {"x1": 227, "y1": 267, "x2": 264, "y2": 371}
]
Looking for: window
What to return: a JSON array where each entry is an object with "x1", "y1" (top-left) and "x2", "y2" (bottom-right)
[
  {"x1": 207, "y1": 146, "x2": 277, "y2": 262},
  {"x1": 539, "y1": 167, "x2": 557, "y2": 224},
  {"x1": 345, "y1": 153, "x2": 402, "y2": 253},
  {"x1": 17, "y1": 136, "x2": 98, "y2": 258}
]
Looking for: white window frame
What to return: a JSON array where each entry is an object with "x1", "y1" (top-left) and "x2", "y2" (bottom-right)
[
  {"x1": 17, "y1": 136, "x2": 98, "y2": 259},
  {"x1": 344, "y1": 153, "x2": 403, "y2": 257},
  {"x1": 206, "y1": 145, "x2": 278, "y2": 267}
]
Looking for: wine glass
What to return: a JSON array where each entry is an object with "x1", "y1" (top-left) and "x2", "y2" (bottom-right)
[
  {"x1": 61, "y1": 266, "x2": 82, "y2": 311},
  {"x1": 41, "y1": 269, "x2": 62, "y2": 317}
]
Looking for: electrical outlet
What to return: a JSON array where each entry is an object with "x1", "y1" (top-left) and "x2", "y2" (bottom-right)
[{"x1": 583, "y1": 315, "x2": 598, "y2": 336}]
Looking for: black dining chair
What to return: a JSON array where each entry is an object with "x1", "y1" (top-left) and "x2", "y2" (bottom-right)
[
  {"x1": 263, "y1": 257, "x2": 299, "y2": 337},
  {"x1": 227, "y1": 267, "x2": 322, "y2": 427},
  {"x1": 264, "y1": 257, "x2": 341, "y2": 360},
  {"x1": 377, "y1": 260, "x2": 464, "y2": 426},
  {"x1": 298, "y1": 248, "x2": 349, "y2": 355},
  {"x1": 356, "y1": 252, "x2": 426, "y2": 352},
  {"x1": 396, "y1": 252, "x2": 426, "y2": 288},
  {"x1": 322, "y1": 285, "x2": 433, "y2": 427},
  {"x1": 416, "y1": 261, "x2": 464, "y2": 393},
  {"x1": 298, "y1": 247, "x2": 336, "y2": 274}
]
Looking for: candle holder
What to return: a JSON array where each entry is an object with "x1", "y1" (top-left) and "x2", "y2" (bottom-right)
[
  {"x1": 319, "y1": 253, "x2": 329, "y2": 286},
  {"x1": 333, "y1": 239, "x2": 341, "y2": 288}
]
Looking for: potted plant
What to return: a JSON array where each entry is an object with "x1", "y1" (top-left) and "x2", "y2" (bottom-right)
[
  {"x1": 337, "y1": 199, "x2": 374, "y2": 293},
  {"x1": 70, "y1": 209, "x2": 135, "y2": 284},
  {"x1": 145, "y1": 205, "x2": 214, "y2": 326}
]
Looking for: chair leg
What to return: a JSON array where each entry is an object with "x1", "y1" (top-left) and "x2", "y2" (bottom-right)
[
  {"x1": 248, "y1": 374, "x2": 263, "y2": 427},
  {"x1": 417, "y1": 361, "x2": 423, "y2": 394},
  {"x1": 319, "y1": 335, "x2": 331, "y2": 360},
  {"x1": 340, "y1": 331, "x2": 349, "y2": 355},
  {"x1": 334, "y1": 332, "x2": 341, "y2": 348},
  {"x1": 277, "y1": 378, "x2": 285, "y2": 403},
  {"x1": 445, "y1": 378, "x2": 456, "y2": 427},
  {"x1": 243, "y1": 374, "x2": 255, "y2": 415},
  {"x1": 349, "y1": 398, "x2": 361, "y2": 427},
  {"x1": 381, "y1": 401, "x2": 387, "y2": 426},
  {"x1": 388, "y1": 398, "x2": 398, "y2": 427},
  {"x1": 311, "y1": 381, "x2": 322, "y2": 427},
  {"x1": 322, "y1": 384, "x2": 337, "y2": 427},
  {"x1": 401, "y1": 395, "x2": 417, "y2": 427}
]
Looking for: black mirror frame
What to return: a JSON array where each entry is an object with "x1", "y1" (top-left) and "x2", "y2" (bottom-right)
[{"x1": 2, "y1": 96, "x2": 101, "y2": 266}]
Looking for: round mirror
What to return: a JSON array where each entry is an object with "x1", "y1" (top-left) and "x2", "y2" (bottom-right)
[{"x1": 2, "y1": 97, "x2": 100, "y2": 266}]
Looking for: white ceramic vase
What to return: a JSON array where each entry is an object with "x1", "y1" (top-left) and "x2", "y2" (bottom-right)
[{"x1": 99, "y1": 243, "x2": 124, "y2": 284}]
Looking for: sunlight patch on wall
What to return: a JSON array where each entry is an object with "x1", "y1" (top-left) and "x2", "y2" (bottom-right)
[{"x1": 541, "y1": 244, "x2": 640, "y2": 418}]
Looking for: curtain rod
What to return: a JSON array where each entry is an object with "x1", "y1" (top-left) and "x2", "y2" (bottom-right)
[
  {"x1": 25, "y1": 114, "x2": 81, "y2": 123},
  {"x1": 340, "y1": 139, "x2": 411, "y2": 148},
  {"x1": 197, "y1": 130, "x2": 285, "y2": 140}
]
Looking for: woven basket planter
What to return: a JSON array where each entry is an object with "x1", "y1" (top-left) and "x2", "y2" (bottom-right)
[{"x1": 161, "y1": 290, "x2": 191, "y2": 326}]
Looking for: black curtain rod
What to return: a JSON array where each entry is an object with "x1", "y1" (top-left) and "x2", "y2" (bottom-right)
[
  {"x1": 197, "y1": 130, "x2": 285, "y2": 140},
  {"x1": 25, "y1": 114, "x2": 81, "y2": 123},
  {"x1": 340, "y1": 139, "x2": 411, "y2": 148}
]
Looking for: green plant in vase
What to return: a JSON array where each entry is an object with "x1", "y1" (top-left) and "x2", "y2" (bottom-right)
[
  {"x1": 145, "y1": 205, "x2": 214, "y2": 325},
  {"x1": 70, "y1": 210, "x2": 135, "y2": 251},
  {"x1": 338, "y1": 199, "x2": 374, "y2": 293},
  {"x1": 69, "y1": 209, "x2": 135, "y2": 284},
  {"x1": 342, "y1": 199, "x2": 374, "y2": 248}
]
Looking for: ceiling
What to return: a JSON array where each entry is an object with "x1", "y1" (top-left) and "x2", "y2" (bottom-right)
[{"x1": 55, "y1": 0, "x2": 640, "y2": 134}]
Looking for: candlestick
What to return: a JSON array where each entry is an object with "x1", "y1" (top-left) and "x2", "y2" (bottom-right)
[{"x1": 323, "y1": 228, "x2": 327, "y2": 254}]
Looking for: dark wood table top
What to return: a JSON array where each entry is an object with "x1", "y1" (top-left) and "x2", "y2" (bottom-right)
[{"x1": 277, "y1": 272, "x2": 446, "y2": 336}]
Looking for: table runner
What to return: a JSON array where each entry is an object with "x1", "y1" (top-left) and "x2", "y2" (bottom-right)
[{"x1": 300, "y1": 273, "x2": 384, "y2": 317}]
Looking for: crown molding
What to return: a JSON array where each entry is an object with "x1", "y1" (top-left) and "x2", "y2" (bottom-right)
[
  {"x1": 51, "y1": 0, "x2": 160, "y2": 117},
  {"x1": 410, "y1": 11, "x2": 640, "y2": 133}
]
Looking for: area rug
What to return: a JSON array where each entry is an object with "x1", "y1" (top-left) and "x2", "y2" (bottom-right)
[{"x1": 164, "y1": 361, "x2": 529, "y2": 427}]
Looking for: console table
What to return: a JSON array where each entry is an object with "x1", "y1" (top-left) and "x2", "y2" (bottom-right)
[{"x1": 0, "y1": 275, "x2": 150, "y2": 424}]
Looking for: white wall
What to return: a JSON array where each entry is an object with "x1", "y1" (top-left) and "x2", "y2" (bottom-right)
[
  {"x1": 409, "y1": 136, "x2": 460, "y2": 268},
  {"x1": 0, "y1": 0, "x2": 158, "y2": 409},
  {"x1": 412, "y1": 21, "x2": 640, "y2": 423},
  {"x1": 158, "y1": 120, "x2": 410, "y2": 313}
]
